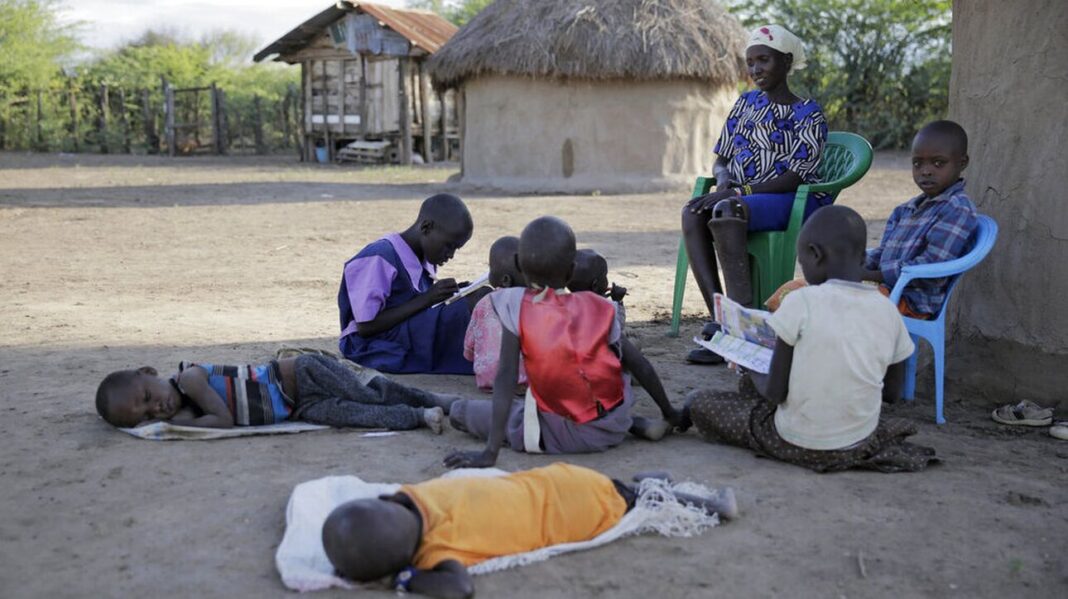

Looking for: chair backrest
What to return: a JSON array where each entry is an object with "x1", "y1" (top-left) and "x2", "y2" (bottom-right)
[
  {"x1": 820, "y1": 131, "x2": 874, "y2": 202},
  {"x1": 931, "y1": 214, "x2": 999, "y2": 319}
]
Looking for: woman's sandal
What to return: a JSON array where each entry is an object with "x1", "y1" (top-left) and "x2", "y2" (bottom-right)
[
  {"x1": 686, "y1": 322, "x2": 725, "y2": 365},
  {"x1": 991, "y1": 400, "x2": 1054, "y2": 427}
]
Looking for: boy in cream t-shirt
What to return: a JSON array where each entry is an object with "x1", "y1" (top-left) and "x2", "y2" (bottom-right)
[{"x1": 683, "y1": 206, "x2": 938, "y2": 473}]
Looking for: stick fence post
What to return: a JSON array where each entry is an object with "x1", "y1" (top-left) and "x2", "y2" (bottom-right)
[
  {"x1": 69, "y1": 80, "x2": 80, "y2": 152},
  {"x1": 163, "y1": 79, "x2": 175, "y2": 157},
  {"x1": 97, "y1": 84, "x2": 109, "y2": 154}
]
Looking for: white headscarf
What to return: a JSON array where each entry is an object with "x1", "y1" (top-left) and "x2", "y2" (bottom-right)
[{"x1": 746, "y1": 25, "x2": 807, "y2": 71}]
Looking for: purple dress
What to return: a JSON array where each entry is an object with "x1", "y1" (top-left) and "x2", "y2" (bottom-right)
[{"x1": 338, "y1": 233, "x2": 473, "y2": 375}]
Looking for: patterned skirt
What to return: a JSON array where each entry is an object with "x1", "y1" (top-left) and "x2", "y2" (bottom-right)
[{"x1": 688, "y1": 377, "x2": 938, "y2": 473}]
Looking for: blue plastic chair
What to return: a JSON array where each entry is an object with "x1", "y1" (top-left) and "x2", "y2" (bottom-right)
[{"x1": 888, "y1": 214, "x2": 998, "y2": 424}]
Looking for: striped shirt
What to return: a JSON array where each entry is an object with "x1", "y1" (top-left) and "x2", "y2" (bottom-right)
[
  {"x1": 865, "y1": 179, "x2": 978, "y2": 316},
  {"x1": 174, "y1": 361, "x2": 293, "y2": 425}
]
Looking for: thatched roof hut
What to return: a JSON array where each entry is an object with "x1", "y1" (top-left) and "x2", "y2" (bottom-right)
[{"x1": 427, "y1": 0, "x2": 747, "y2": 192}]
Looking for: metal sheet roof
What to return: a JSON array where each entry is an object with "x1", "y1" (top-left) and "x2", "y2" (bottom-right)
[{"x1": 253, "y1": 1, "x2": 458, "y2": 63}]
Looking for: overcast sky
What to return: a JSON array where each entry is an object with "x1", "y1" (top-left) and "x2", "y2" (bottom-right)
[{"x1": 61, "y1": 0, "x2": 408, "y2": 52}]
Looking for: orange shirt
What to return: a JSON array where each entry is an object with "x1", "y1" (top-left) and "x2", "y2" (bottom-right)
[{"x1": 401, "y1": 463, "x2": 628, "y2": 569}]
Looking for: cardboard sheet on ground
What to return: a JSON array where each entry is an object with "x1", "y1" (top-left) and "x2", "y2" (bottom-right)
[
  {"x1": 275, "y1": 469, "x2": 721, "y2": 592},
  {"x1": 119, "y1": 421, "x2": 391, "y2": 441}
]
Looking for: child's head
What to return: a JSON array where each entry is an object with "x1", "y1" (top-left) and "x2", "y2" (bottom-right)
[
  {"x1": 414, "y1": 194, "x2": 473, "y2": 267},
  {"x1": 568, "y1": 249, "x2": 609, "y2": 295},
  {"x1": 322, "y1": 497, "x2": 421, "y2": 582},
  {"x1": 518, "y1": 216, "x2": 576, "y2": 289},
  {"x1": 912, "y1": 120, "x2": 968, "y2": 198},
  {"x1": 95, "y1": 367, "x2": 182, "y2": 428},
  {"x1": 796, "y1": 205, "x2": 867, "y2": 285},
  {"x1": 487, "y1": 235, "x2": 523, "y2": 288}
]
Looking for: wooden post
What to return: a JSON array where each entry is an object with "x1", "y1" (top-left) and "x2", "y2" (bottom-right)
[
  {"x1": 35, "y1": 90, "x2": 44, "y2": 151},
  {"x1": 68, "y1": 80, "x2": 79, "y2": 152},
  {"x1": 338, "y1": 59, "x2": 347, "y2": 142},
  {"x1": 141, "y1": 88, "x2": 157, "y2": 154},
  {"x1": 210, "y1": 83, "x2": 223, "y2": 155},
  {"x1": 320, "y1": 61, "x2": 332, "y2": 161},
  {"x1": 163, "y1": 79, "x2": 175, "y2": 157},
  {"x1": 457, "y1": 88, "x2": 465, "y2": 175},
  {"x1": 438, "y1": 91, "x2": 448, "y2": 162},
  {"x1": 301, "y1": 61, "x2": 311, "y2": 162},
  {"x1": 419, "y1": 62, "x2": 432, "y2": 164},
  {"x1": 253, "y1": 95, "x2": 266, "y2": 155},
  {"x1": 97, "y1": 84, "x2": 109, "y2": 153},
  {"x1": 216, "y1": 88, "x2": 228, "y2": 154},
  {"x1": 359, "y1": 55, "x2": 368, "y2": 137},
  {"x1": 117, "y1": 89, "x2": 131, "y2": 153},
  {"x1": 398, "y1": 57, "x2": 412, "y2": 165},
  {"x1": 282, "y1": 86, "x2": 292, "y2": 151}
]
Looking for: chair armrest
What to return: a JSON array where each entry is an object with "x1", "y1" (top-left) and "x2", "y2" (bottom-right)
[
  {"x1": 887, "y1": 258, "x2": 976, "y2": 304},
  {"x1": 690, "y1": 176, "x2": 717, "y2": 200}
]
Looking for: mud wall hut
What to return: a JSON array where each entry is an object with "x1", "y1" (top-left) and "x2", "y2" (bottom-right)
[
  {"x1": 254, "y1": 1, "x2": 458, "y2": 164},
  {"x1": 948, "y1": 0, "x2": 1068, "y2": 404},
  {"x1": 427, "y1": 0, "x2": 747, "y2": 193}
]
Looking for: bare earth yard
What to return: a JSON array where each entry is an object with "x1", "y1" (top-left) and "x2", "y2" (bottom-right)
[{"x1": 0, "y1": 152, "x2": 1064, "y2": 598}]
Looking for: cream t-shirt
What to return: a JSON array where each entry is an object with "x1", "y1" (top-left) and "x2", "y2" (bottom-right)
[{"x1": 766, "y1": 280, "x2": 915, "y2": 450}]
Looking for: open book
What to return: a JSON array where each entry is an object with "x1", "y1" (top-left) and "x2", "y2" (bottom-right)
[
  {"x1": 692, "y1": 293, "x2": 777, "y2": 374},
  {"x1": 433, "y1": 271, "x2": 491, "y2": 308}
]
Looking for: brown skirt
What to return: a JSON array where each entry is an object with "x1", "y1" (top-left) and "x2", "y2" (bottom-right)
[{"x1": 688, "y1": 376, "x2": 938, "y2": 473}]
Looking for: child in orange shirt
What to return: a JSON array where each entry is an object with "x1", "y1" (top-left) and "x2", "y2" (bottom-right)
[{"x1": 321, "y1": 463, "x2": 737, "y2": 597}]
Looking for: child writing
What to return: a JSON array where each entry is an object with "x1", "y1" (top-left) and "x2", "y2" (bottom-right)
[
  {"x1": 862, "y1": 120, "x2": 978, "y2": 318},
  {"x1": 463, "y1": 236, "x2": 528, "y2": 393},
  {"x1": 683, "y1": 206, "x2": 938, "y2": 472},
  {"x1": 321, "y1": 462, "x2": 738, "y2": 598},
  {"x1": 444, "y1": 216, "x2": 683, "y2": 469},
  {"x1": 95, "y1": 354, "x2": 459, "y2": 432},
  {"x1": 338, "y1": 193, "x2": 477, "y2": 375}
]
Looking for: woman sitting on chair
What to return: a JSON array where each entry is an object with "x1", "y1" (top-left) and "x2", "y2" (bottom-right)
[{"x1": 682, "y1": 25, "x2": 828, "y2": 365}]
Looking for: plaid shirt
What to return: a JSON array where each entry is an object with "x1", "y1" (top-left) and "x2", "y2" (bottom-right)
[{"x1": 865, "y1": 179, "x2": 977, "y2": 316}]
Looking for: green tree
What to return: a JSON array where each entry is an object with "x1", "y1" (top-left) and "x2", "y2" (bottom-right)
[
  {"x1": 408, "y1": 0, "x2": 494, "y2": 26},
  {"x1": 0, "y1": 0, "x2": 79, "y2": 93},
  {"x1": 728, "y1": 0, "x2": 952, "y2": 149}
]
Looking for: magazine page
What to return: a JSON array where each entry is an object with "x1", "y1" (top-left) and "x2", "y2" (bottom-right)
[
  {"x1": 694, "y1": 332, "x2": 772, "y2": 374},
  {"x1": 713, "y1": 293, "x2": 777, "y2": 350}
]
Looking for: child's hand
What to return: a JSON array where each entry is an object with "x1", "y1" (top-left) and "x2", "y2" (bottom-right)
[
  {"x1": 608, "y1": 283, "x2": 628, "y2": 303},
  {"x1": 443, "y1": 448, "x2": 498, "y2": 469},
  {"x1": 426, "y1": 278, "x2": 460, "y2": 304}
]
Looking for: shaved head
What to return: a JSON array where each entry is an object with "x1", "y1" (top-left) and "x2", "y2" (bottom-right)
[
  {"x1": 568, "y1": 249, "x2": 609, "y2": 294},
  {"x1": 915, "y1": 120, "x2": 968, "y2": 156},
  {"x1": 418, "y1": 193, "x2": 472, "y2": 234},
  {"x1": 488, "y1": 235, "x2": 523, "y2": 287},
  {"x1": 797, "y1": 205, "x2": 867, "y2": 284},
  {"x1": 518, "y1": 216, "x2": 576, "y2": 288}
]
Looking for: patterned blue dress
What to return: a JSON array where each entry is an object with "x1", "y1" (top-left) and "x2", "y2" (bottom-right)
[{"x1": 714, "y1": 90, "x2": 829, "y2": 231}]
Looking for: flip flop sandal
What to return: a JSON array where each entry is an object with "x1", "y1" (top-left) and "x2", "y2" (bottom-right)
[
  {"x1": 1050, "y1": 421, "x2": 1068, "y2": 441},
  {"x1": 991, "y1": 400, "x2": 1053, "y2": 427}
]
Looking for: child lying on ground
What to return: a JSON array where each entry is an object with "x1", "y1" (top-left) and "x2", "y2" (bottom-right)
[
  {"x1": 463, "y1": 236, "x2": 528, "y2": 393},
  {"x1": 862, "y1": 120, "x2": 978, "y2": 318},
  {"x1": 444, "y1": 217, "x2": 683, "y2": 469},
  {"x1": 95, "y1": 354, "x2": 459, "y2": 432},
  {"x1": 683, "y1": 206, "x2": 938, "y2": 472},
  {"x1": 567, "y1": 248, "x2": 628, "y2": 326},
  {"x1": 338, "y1": 193, "x2": 478, "y2": 375},
  {"x1": 321, "y1": 462, "x2": 737, "y2": 598}
]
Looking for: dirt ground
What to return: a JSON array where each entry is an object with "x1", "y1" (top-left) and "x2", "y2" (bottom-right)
[{"x1": 0, "y1": 152, "x2": 1064, "y2": 598}]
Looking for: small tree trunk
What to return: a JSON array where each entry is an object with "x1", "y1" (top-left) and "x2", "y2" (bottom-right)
[
  {"x1": 97, "y1": 84, "x2": 109, "y2": 154},
  {"x1": 68, "y1": 81, "x2": 80, "y2": 152},
  {"x1": 117, "y1": 89, "x2": 131, "y2": 153},
  {"x1": 163, "y1": 79, "x2": 175, "y2": 157},
  {"x1": 35, "y1": 90, "x2": 44, "y2": 151},
  {"x1": 253, "y1": 95, "x2": 265, "y2": 155},
  {"x1": 141, "y1": 88, "x2": 158, "y2": 154}
]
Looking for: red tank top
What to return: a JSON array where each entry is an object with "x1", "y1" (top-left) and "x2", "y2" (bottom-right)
[{"x1": 518, "y1": 289, "x2": 624, "y2": 424}]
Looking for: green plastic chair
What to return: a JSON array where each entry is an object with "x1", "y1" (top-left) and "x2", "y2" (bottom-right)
[{"x1": 669, "y1": 131, "x2": 874, "y2": 337}]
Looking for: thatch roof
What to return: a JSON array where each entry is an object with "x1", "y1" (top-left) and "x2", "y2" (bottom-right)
[{"x1": 427, "y1": 0, "x2": 747, "y2": 90}]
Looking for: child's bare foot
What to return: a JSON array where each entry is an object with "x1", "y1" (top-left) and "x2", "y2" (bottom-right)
[
  {"x1": 630, "y1": 416, "x2": 672, "y2": 441},
  {"x1": 430, "y1": 393, "x2": 463, "y2": 414},
  {"x1": 422, "y1": 407, "x2": 445, "y2": 434}
]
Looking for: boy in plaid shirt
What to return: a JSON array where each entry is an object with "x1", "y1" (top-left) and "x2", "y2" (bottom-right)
[{"x1": 862, "y1": 120, "x2": 978, "y2": 318}]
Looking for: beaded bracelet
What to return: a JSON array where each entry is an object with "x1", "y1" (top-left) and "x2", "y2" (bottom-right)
[{"x1": 742, "y1": 184, "x2": 753, "y2": 196}]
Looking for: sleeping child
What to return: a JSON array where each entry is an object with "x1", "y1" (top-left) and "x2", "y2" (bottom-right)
[
  {"x1": 444, "y1": 216, "x2": 683, "y2": 469},
  {"x1": 338, "y1": 193, "x2": 477, "y2": 375},
  {"x1": 463, "y1": 236, "x2": 528, "y2": 393},
  {"x1": 95, "y1": 354, "x2": 459, "y2": 433},
  {"x1": 321, "y1": 462, "x2": 738, "y2": 598}
]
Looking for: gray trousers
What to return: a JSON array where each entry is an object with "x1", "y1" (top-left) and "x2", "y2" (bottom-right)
[{"x1": 291, "y1": 354, "x2": 434, "y2": 430}]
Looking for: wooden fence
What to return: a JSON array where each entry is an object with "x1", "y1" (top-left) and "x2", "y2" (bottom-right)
[{"x1": 0, "y1": 77, "x2": 301, "y2": 156}]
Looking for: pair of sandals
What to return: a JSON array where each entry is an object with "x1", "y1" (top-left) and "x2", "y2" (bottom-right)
[{"x1": 991, "y1": 400, "x2": 1066, "y2": 440}]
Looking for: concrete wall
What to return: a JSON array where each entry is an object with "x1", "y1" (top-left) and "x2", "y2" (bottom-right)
[
  {"x1": 948, "y1": 0, "x2": 1068, "y2": 402},
  {"x1": 459, "y1": 76, "x2": 736, "y2": 193}
]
